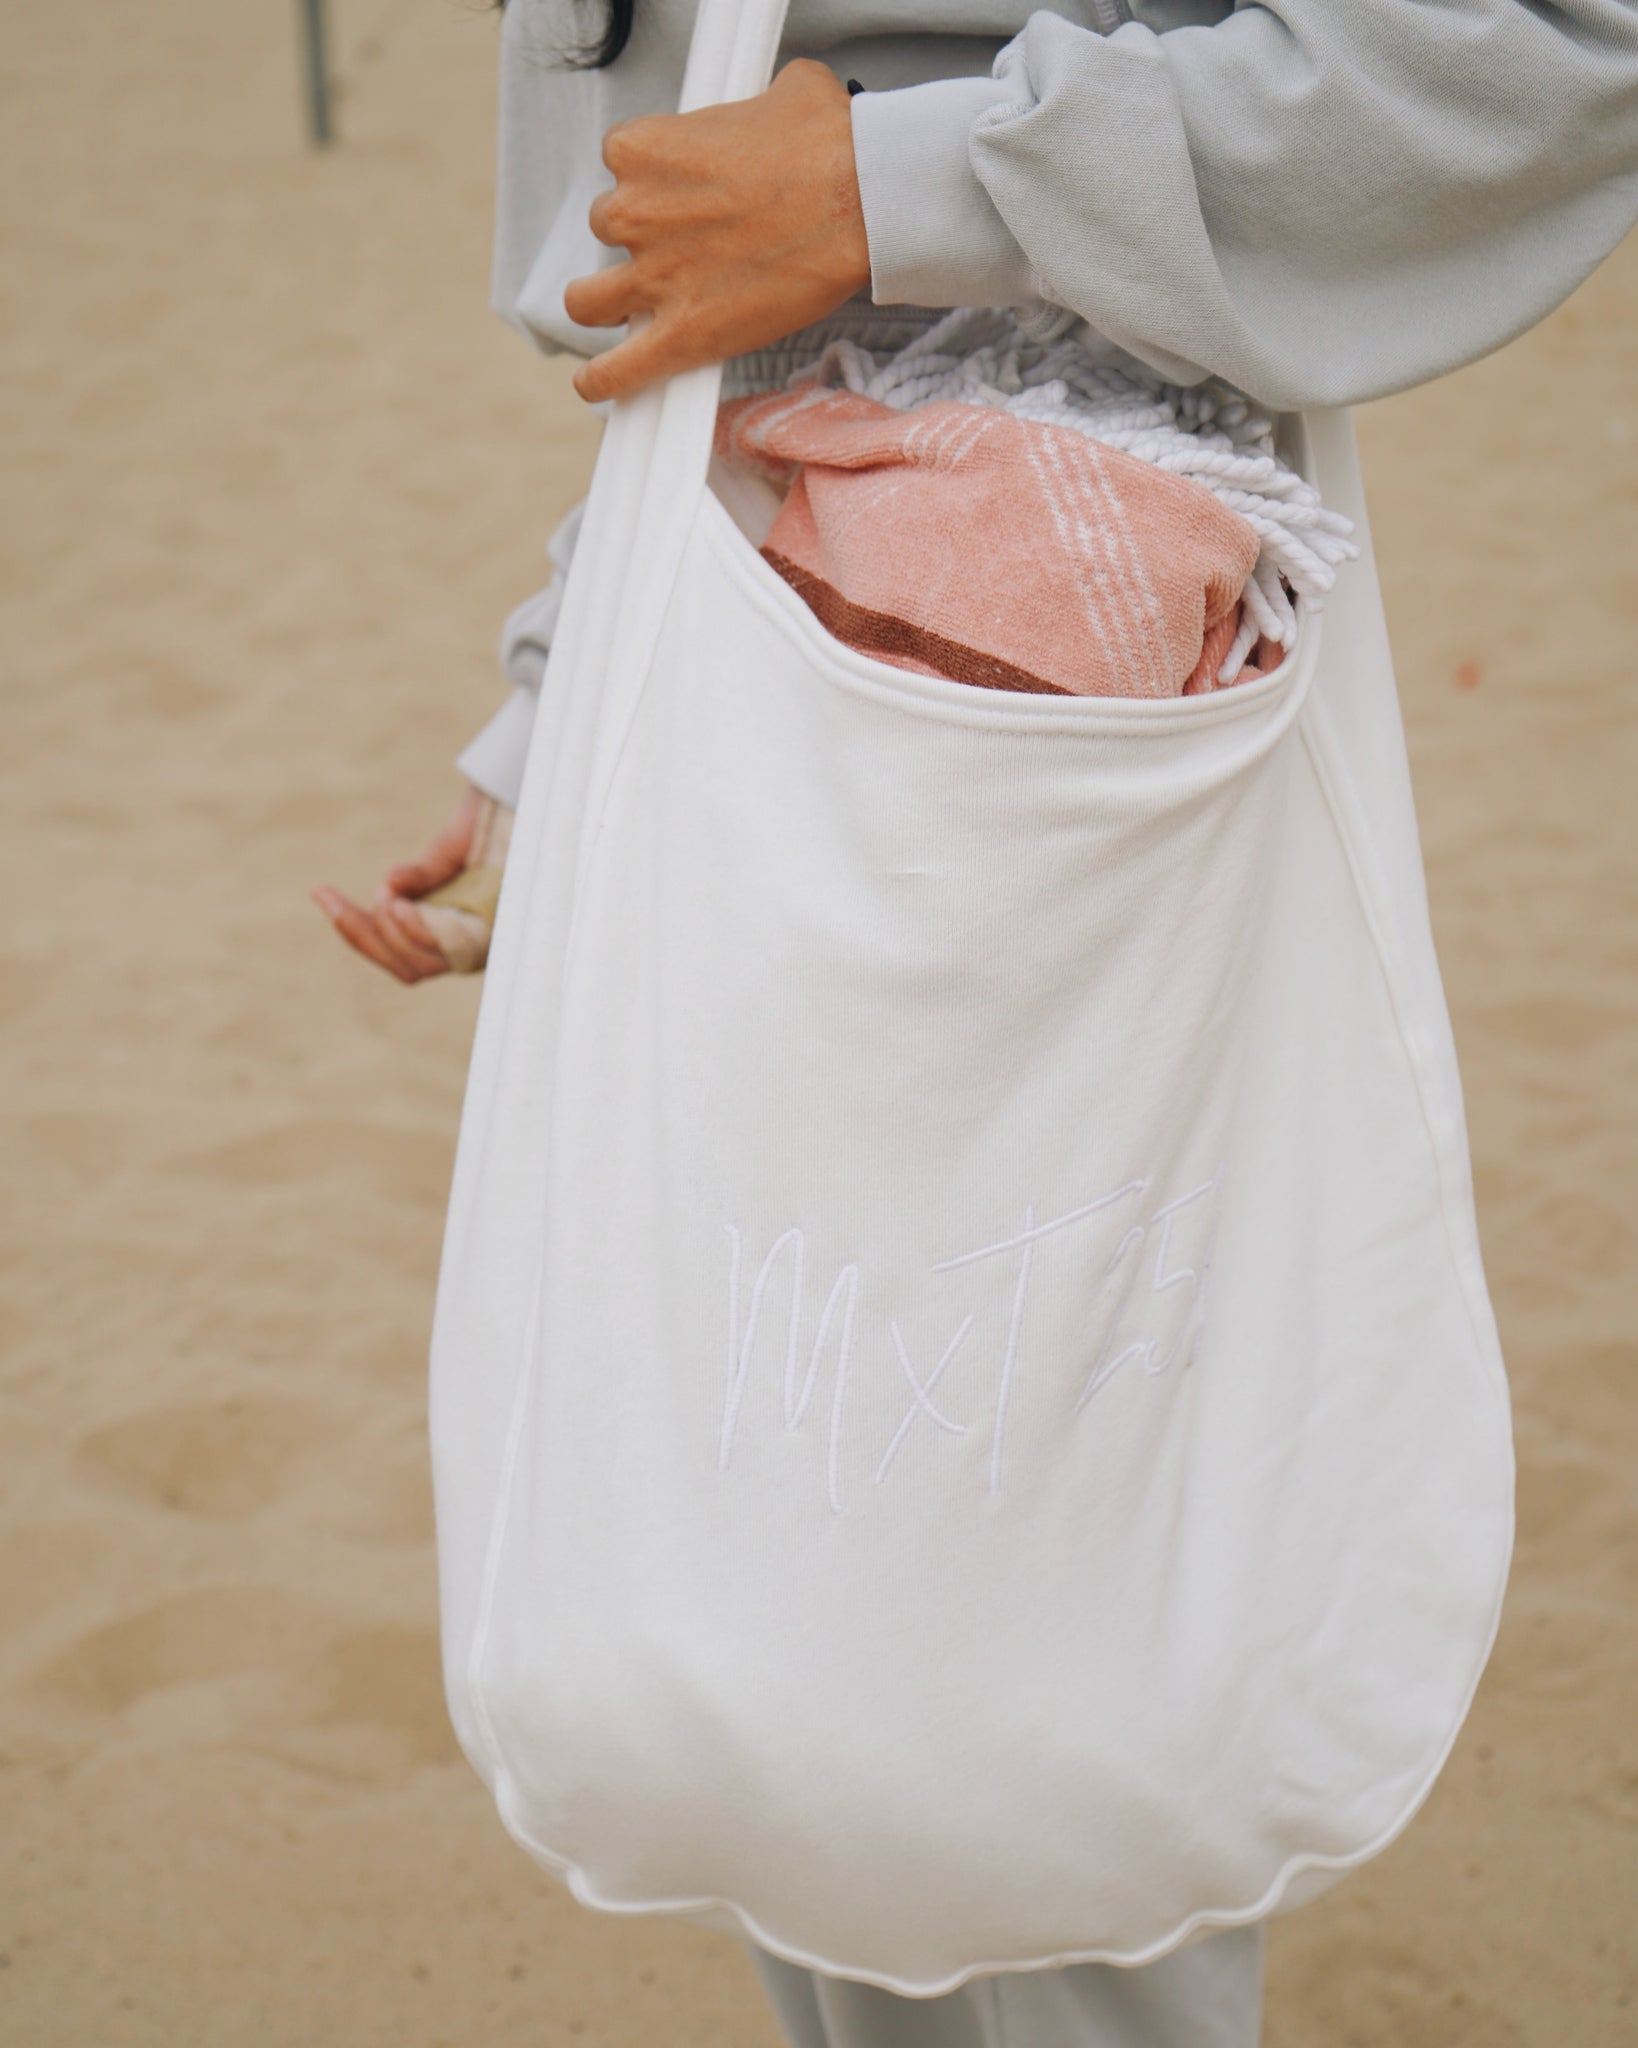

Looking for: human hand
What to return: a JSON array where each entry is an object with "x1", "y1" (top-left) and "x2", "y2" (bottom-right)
[
  {"x1": 562, "y1": 60, "x2": 870, "y2": 405},
  {"x1": 312, "y1": 785, "x2": 485, "y2": 984}
]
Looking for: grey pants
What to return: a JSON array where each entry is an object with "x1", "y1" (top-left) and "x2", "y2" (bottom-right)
[{"x1": 747, "y1": 1927, "x2": 1264, "y2": 2048}]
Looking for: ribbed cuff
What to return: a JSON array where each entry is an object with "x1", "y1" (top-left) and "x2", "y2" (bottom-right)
[
  {"x1": 456, "y1": 687, "x2": 537, "y2": 811},
  {"x1": 850, "y1": 75, "x2": 1039, "y2": 310}
]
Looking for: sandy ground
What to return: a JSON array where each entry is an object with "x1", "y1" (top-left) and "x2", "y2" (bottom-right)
[{"x1": 2, "y1": 3, "x2": 1635, "y2": 2042}]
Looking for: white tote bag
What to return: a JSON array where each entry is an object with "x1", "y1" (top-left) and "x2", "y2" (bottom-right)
[{"x1": 430, "y1": 0, "x2": 1513, "y2": 1993}]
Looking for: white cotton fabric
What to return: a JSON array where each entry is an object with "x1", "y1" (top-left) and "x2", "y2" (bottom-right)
[{"x1": 432, "y1": 0, "x2": 1513, "y2": 1996}]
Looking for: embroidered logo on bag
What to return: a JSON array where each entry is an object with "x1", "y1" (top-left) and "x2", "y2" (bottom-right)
[{"x1": 718, "y1": 1174, "x2": 1220, "y2": 1511}]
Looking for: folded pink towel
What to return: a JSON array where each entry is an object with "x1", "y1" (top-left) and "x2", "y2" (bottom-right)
[{"x1": 716, "y1": 388, "x2": 1278, "y2": 699}]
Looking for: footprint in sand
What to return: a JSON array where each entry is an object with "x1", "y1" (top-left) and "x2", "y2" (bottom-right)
[
  {"x1": 29, "y1": 1584, "x2": 320, "y2": 1716},
  {"x1": 325, "y1": 1446, "x2": 435, "y2": 1547},
  {"x1": 308, "y1": 1623, "x2": 458, "y2": 1767},
  {"x1": 28, "y1": 1594, "x2": 458, "y2": 1772},
  {"x1": 75, "y1": 1394, "x2": 326, "y2": 1519}
]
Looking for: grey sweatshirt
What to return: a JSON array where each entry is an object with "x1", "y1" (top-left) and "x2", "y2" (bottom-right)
[
  {"x1": 494, "y1": 0, "x2": 1638, "y2": 408},
  {"x1": 462, "y1": 0, "x2": 1638, "y2": 803}
]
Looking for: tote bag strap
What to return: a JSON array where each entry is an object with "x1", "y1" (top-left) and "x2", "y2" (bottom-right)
[{"x1": 555, "y1": 0, "x2": 795, "y2": 850}]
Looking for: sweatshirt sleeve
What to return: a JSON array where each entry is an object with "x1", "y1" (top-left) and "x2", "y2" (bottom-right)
[
  {"x1": 455, "y1": 502, "x2": 586, "y2": 810},
  {"x1": 851, "y1": 0, "x2": 1638, "y2": 408}
]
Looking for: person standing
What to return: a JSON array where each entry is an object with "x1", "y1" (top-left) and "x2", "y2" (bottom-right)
[{"x1": 319, "y1": 7, "x2": 1638, "y2": 2044}]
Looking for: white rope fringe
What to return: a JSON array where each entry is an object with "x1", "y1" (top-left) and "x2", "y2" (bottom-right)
[{"x1": 791, "y1": 306, "x2": 1359, "y2": 682}]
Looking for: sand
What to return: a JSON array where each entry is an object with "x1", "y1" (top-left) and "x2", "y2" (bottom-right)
[{"x1": 2, "y1": 2, "x2": 1634, "y2": 2041}]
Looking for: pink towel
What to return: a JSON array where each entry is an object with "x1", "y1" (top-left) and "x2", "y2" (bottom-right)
[{"x1": 716, "y1": 388, "x2": 1277, "y2": 699}]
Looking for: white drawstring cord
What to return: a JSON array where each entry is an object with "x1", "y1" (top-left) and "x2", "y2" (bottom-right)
[{"x1": 790, "y1": 306, "x2": 1359, "y2": 682}]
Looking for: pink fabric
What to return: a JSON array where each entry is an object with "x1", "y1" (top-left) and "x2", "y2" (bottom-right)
[{"x1": 716, "y1": 388, "x2": 1274, "y2": 699}]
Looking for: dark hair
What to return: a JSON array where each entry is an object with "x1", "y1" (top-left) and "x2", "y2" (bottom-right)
[
  {"x1": 574, "y1": 0, "x2": 635, "y2": 67},
  {"x1": 498, "y1": 0, "x2": 635, "y2": 70}
]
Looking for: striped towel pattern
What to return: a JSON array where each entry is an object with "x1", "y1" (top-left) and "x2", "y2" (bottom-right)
[{"x1": 715, "y1": 387, "x2": 1282, "y2": 700}]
